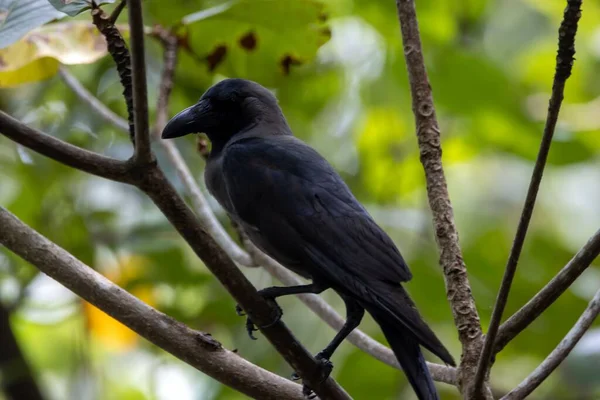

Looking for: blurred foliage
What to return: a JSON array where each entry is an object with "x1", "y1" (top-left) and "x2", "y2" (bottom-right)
[
  {"x1": 47, "y1": 0, "x2": 116, "y2": 17},
  {"x1": 0, "y1": 22, "x2": 112, "y2": 87},
  {"x1": 1, "y1": 0, "x2": 600, "y2": 399},
  {"x1": 0, "y1": 0, "x2": 64, "y2": 48}
]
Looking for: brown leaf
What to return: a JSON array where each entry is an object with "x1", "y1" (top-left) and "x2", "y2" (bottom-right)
[
  {"x1": 280, "y1": 54, "x2": 303, "y2": 75},
  {"x1": 238, "y1": 31, "x2": 257, "y2": 51},
  {"x1": 206, "y1": 44, "x2": 227, "y2": 72}
]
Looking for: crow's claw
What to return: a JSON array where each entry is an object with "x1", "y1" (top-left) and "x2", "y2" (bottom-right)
[
  {"x1": 303, "y1": 385, "x2": 317, "y2": 399},
  {"x1": 236, "y1": 295, "x2": 283, "y2": 340},
  {"x1": 313, "y1": 352, "x2": 334, "y2": 382},
  {"x1": 235, "y1": 304, "x2": 246, "y2": 316},
  {"x1": 246, "y1": 317, "x2": 259, "y2": 340},
  {"x1": 260, "y1": 296, "x2": 283, "y2": 328},
  {"x1": 296, "y1": 352, "x2": 334, "y2": 398},
  {"x1": 236, "y1": 303, "x2": 258, "y2": 340}
]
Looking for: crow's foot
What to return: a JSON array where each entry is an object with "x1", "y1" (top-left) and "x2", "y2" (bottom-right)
[
  {"x1": 292, "y1": 352, "x2": 333, "y2": 399},
  {"x1": 235, "y1": 291, "x2": 283, "y2": 340}
]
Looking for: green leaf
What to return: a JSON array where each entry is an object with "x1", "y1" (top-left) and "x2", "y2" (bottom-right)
[
  {"x1": 47, "y1": 0, "x2": 116, "y2": 17},
  {"x1": 0, "y1": 0, "x2": 65, "y2": 49},
  {"x1": 181, "y1": 0, "x2": 330, "y2": 82}
]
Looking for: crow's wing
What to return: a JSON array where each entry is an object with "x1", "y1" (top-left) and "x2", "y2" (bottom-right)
[{"x1": 222, "y1": 135, "x2": 412, "y2": 286}]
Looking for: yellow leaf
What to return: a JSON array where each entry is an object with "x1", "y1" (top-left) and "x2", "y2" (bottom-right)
[
  {"x1": 0, "y1": 57, "x2": 59, "y2": 87},
  {"x1": 0, "y1": 21, "x2": 111, "y2": 87},
  {"x1": 84, "y1": 302, "x2": 138, "y2": 351},
  {"x1": 84, "y1": 254, "x2": 155, "y2": 352}
]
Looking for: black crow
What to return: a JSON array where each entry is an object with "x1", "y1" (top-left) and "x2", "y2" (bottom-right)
[{"x1": 162, "y1": 78, "x2": 455, "y2": 400}]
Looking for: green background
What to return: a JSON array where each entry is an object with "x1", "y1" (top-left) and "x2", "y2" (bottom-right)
[{"x1": 1, "y1": 0, "x2": 599, "y2": 399}]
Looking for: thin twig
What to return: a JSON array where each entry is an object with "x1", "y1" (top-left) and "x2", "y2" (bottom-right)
[
  {"x1": 109, "y1": 0, "x2": 127, "y2": 24},
  {"x1": 59, "y1": 66, "x2": 129, "y2": 133},
  {"x1": 127, "y1": 0, "x2": 152, "y2": 163},
  {"x1": 91, "y1": 5, "x2": 135, "y2": 140},
  {"x1": 495, "y1": 228, "x2": 600, "y2": 353},
  {"x1": 394, "y1": 0, "x2": 483, "y2": 392},
  {"x1": 152, "y1": 25, "x2": 178, "y2": 138},
  {"x1": 0, "y1": 110, "x2": 131, "y2": 183},
  {"x1": 0, "y1": 207, "x2": 311, "y2": 400},
  {"x1": 501, "y1": 288, "x2": 600, "y2": 400},
  {"x1": 152, "y1": 25, "x2": 179, "y2": 138},
  {"x1": 474, "y1": 1, "x2": 583, "y2": 395}
]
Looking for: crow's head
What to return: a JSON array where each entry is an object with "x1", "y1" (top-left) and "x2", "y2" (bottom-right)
[{"x1": 161, "y1": 79, "x2": 287, "y2": 148}]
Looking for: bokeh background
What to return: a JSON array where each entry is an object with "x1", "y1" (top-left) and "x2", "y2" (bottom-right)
[{"x1": 1, "y1": 0, "x2": 600, "y2": 399}]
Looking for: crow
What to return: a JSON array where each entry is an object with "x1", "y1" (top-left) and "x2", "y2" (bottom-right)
[{"x1": 162, "y1": 78, "x2": 455, "y2": 400}]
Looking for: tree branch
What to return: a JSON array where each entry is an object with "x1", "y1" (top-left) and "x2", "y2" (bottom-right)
[
  {"x1": 474, "y1": 1, "x2": 583, "y2": 394},
  {"x1": 91, "y1": 4, "x2": 135, "y2": 141},
  {"x1": 152, "y1": 25, "x2": 178, "y2": 139},
  {"x1": 59, "y1": 66, "x2": 130, "y2": 133},
  {"x1": 394, "y1": 0, "x2": 482, "y2": 391},
  {"x1": 127, "y1": 0, "x2": 152, "y2": 163},
  {"x1": 501, "y1": 288, "x2": 600, "y2": 400},
  {"x1": 0, "y1": 110, "x2": 131, "y2": 183},
  {"x1": 136, "y1": 165, "x2": 351, "y2": 400},
  {"x1": 0, "y1": 303, "x2": 45, "y2": 400},
  {"x1": 0, "y1": 207, "x2": 309, "y2": 400},
  {"x1": 495, "y1": 228, "x2": 600, "y2": 353},
  {"x1": 109, "y1": 0, "x2": 127, "y2": 24}
]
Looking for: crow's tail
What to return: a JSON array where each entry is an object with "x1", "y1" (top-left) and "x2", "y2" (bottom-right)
[{"x1": 367, "y1": 305, "x2": 439, "y2": 400}]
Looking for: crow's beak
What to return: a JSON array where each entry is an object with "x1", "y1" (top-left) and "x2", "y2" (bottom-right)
[{"x1": 161, "y1": 100, "x2": 209, "y2": 139}]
